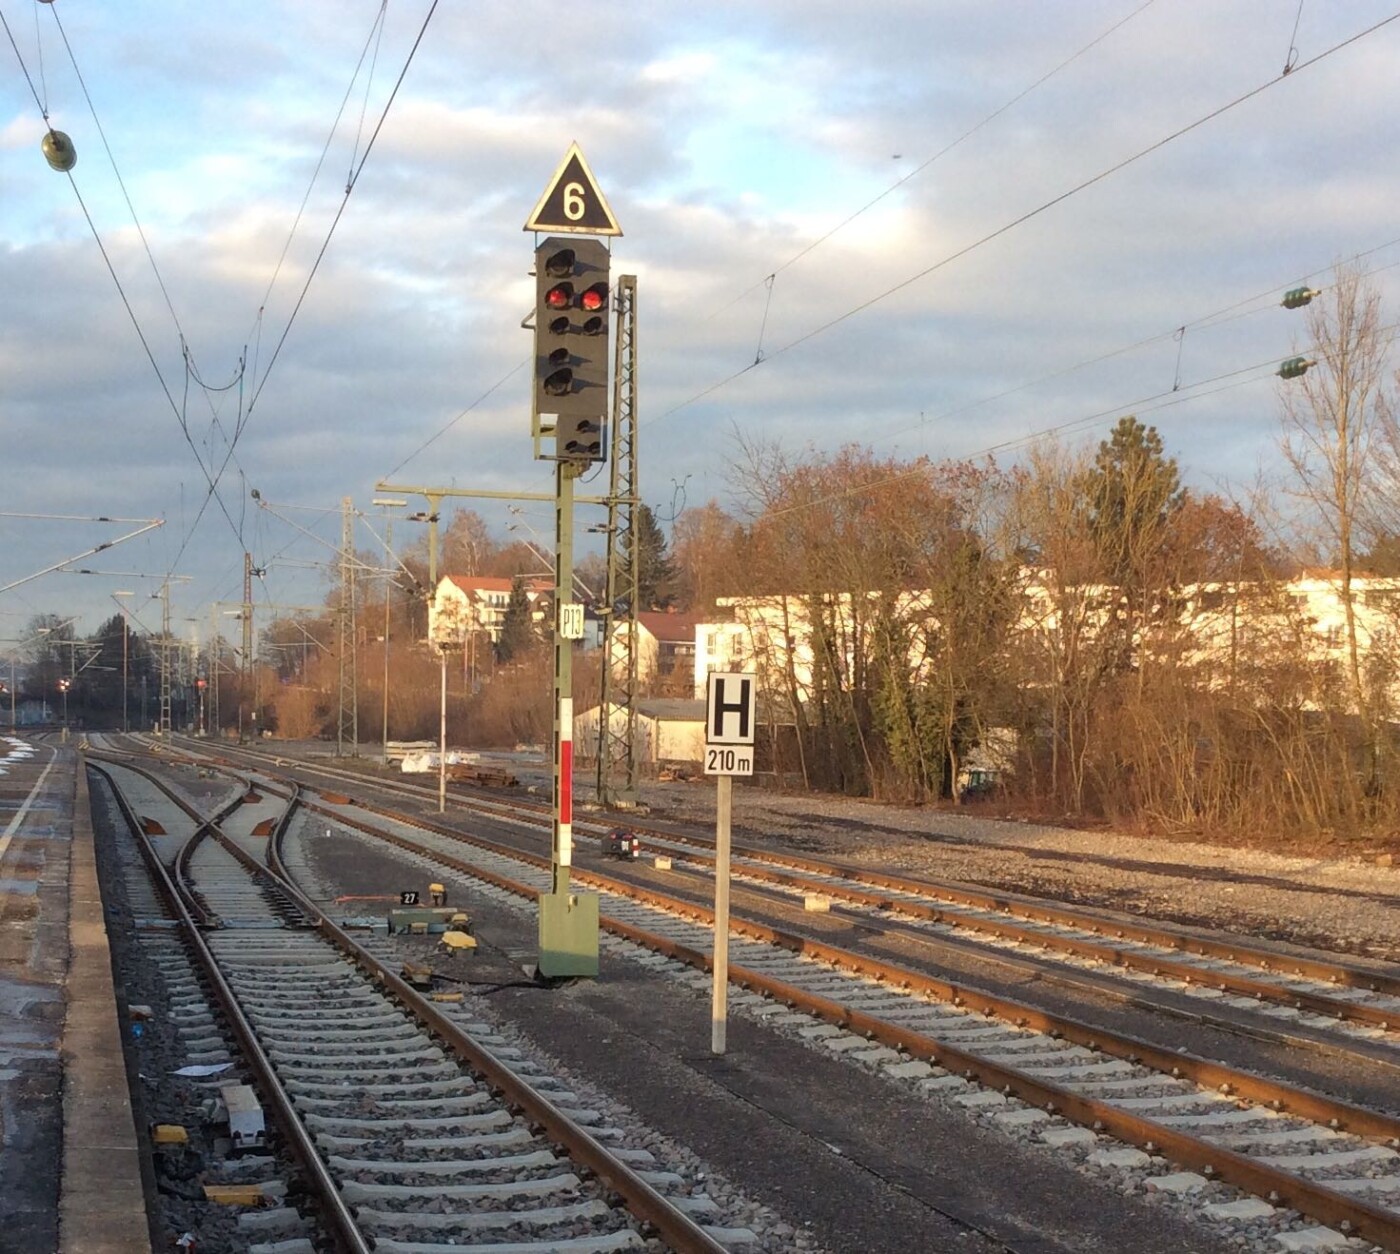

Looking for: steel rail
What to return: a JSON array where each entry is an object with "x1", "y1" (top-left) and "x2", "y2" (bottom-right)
[
  {"x1": 161, "y1": 740, "x2": 1400, "y2": 1076},
  {"x1": 178, "y1": 734, "x2": 1400, "y2": 1005},
  {"x1": 626, "y1": 825, "x2": 1400, "y2": 996},
  {"x1": 645, "y1": 843, "x2": 1400, "y2": 1030},
  {"x1": 213, "y1": 780, "x2": 730, "y2": 1254},
  {"x1": 277, "y1": 784, "x2": 1400, "y2": 1250},
  {"x1": 608, "y1": 915, "x2": 1400, "y2": 1250},
  {"x1": 85, "y1": 758, "x2": 371, "y2": 1254},
  {"x1": 293, "y1": 788, "x2": 1400, "y2": 1140}
]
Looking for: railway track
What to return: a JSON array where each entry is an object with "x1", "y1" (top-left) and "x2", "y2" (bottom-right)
[
  {"x1": 88, "y1": 752, "x2": 738, "y2": 1253},
  {"x1": 162, "y1": 734, "x2": 1400, "y2": 1064},
  {"x1": 200, "y1": 760, "x2": 1400, "y2": 1250}
]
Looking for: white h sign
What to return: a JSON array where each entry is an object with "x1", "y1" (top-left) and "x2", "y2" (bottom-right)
[
  {"x1": 704, "y1": 670, "x2": 757, "y2": 1054},
  {"x1": 705, "y1": 671, "x2": 756, "y2": 777}
]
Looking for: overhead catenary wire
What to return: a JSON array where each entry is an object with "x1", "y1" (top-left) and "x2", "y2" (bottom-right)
[
  {"x1": 381, "y1": 358, "x2": 528, "y2": 482},
  {"x1": 348, "y1": 1, "x2": 389, "y2": 190},
  {"x1": 49, "y1": 0, "x2": 258, "y2": 560},
  {"x1": 750, "y1": 312, "x2": 1400, "y2": 530},
  {"x1": 248, "y1": 0, "x2": 441, "y2": 416},
  {"x1": 29, "y1": 0, "x2": 44, "y2": 115},
  {"x1": 653, "y1": 9, "x2": 1400, "y2": 429},
  {"x1": 4, "y1": 1, "x2": 435, "y2": 601},
  {"x1": 855, "y1": 233, "x2": 1400, "y2": 460},
  {"x1": 49, "y1": 4, "x2": 190, "y2": 374},
  {"x1": 4, "y1": 3, "x2": 256, "y2": 570},
  {"x1": 18, "y1": 0, "x2": 600, "y2": 608},
  {"x1": 247, "y1": 0, "x2": 394, "y2": 395},
  {"x1": 713, "y1": 0, "x2": 1159, "y2": 322}
]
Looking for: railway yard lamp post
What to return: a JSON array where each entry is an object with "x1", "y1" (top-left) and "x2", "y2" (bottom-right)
[
  {"x1": 113, "y1": 591, "x2": 133, "y2": 732},
  {"x1": 373, "y1": 497, "x2": 407, "y2": 763}
]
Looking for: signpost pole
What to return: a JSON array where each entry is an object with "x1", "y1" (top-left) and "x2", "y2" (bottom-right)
[
  {"x1": 536, "y1": 461, "x2": 599, "y2": 978},
  {"x1": 703, "y1": 670, "x2": 755, "y2": 1054},
  {"x1": 438, "y1": 646, "x2": 447, "y2": 813},
  {"x1": 553, "y1": 460, "x2": 575, "y2": 900},
  {"x1": 711, "y1": 772, "x2": 732, "y2": 1054}
]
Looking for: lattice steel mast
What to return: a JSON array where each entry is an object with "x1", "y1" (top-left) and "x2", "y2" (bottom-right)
[
  {"x1": 597, "y1": 274, "x2": 640, "y2": 807},
  {"x1": 337, "y1": 496, "x2": 358, "y2": 755}
]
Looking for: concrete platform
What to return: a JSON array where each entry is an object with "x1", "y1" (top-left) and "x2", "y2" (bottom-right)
[{"x1": 0, "y1": 739, "x2": 150, "y2": 1252}]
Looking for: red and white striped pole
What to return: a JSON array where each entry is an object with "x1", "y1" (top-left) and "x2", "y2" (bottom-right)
[{"x1": 555, "y1": 696, "x2": 573, "y2": 885}]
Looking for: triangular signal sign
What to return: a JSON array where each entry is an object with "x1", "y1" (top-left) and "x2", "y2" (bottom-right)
[{"x1": 524, "y1": 142, "x2": 622, "y2": 237}]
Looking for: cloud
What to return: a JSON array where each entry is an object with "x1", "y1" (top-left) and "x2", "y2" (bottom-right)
[{"x1": 3, "y1": 1, "x2": 1400, "y2": 633}]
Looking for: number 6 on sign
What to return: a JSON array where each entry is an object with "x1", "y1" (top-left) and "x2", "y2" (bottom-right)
[
  {"x1": 523, "y1": 142, "x2": 623, "y2": 237},
  {"x1": 563, "y1": 181, "x2": 585, "y2": 221}
]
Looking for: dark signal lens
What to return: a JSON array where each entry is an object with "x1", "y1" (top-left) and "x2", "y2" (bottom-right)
[
  {"x1": 544, "y1": 248, "x2": 575, "y2": 277},
  {"x1": 544, "y1": 368, "x2": 572, "y2": 397}
]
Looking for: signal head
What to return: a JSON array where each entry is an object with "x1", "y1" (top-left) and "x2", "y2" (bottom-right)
[{"x1": 532, "y1": 235, "x2": 611, "y2": 462}]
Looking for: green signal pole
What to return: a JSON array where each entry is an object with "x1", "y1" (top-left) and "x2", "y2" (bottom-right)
[
  {"x1": 526, "y1": 144, "x2": 619, "y2": 981},
  {"x1": 537, "y1": 458, "x2": 599, "y2": 978}
]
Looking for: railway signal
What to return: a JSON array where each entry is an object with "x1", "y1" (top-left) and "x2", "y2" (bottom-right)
[
  {"x1": 534, "y1": 236, "x2": 610, "y2": 463},
  {"x1": 525, "y1": 146, "x2": 625, "y2": 982}
]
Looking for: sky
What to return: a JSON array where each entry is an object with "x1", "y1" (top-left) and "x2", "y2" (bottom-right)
[{"x1": 3, "y1": 0, "x2": 1400, "y2": 646}]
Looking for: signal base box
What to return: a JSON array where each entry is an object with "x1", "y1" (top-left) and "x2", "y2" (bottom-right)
[
  {"x1": 387, "y1": 907, "x2": 457, "y2": 934},
  {"x1": 537, "y1": 890, "x2": 599, "y2": 979}
]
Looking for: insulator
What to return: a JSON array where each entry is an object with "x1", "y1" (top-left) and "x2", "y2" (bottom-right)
[{"x1": 42, "y1": 129, "x2": 76, "y2": 172}]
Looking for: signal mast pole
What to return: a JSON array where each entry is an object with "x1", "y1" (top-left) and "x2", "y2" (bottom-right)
[{"x1": 525, "y1": 143, "x2": 621, "y2": 979}]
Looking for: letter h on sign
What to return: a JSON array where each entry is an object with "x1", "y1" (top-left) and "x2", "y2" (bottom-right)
[{"x1": 706, "y1": 672, "x2": 756, "y2": 746}]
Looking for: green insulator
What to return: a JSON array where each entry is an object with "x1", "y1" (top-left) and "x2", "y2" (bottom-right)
[{"x1": 42, "y1": 129, "x2": 76, "y2": 173}]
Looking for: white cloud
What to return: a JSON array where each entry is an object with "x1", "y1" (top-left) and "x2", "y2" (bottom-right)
[{"x1": 3, "y1": 1, "x2": 1400, "y2": 631}]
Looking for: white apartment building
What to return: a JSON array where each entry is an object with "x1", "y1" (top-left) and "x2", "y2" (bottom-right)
[
  {"x1": 429, "y1": 575, "x2": 553, "y2": 646},
  {"x1": 690, "y1": 573, "x2": 1400, "y2": 708}
]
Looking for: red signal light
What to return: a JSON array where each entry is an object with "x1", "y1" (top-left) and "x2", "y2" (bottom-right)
[
  {"x1": 546, "y1": 283, "x2": 573, "y2": 310},
  {"x1": 579, "y1": 284, "x2": 607, "y2": 313}
]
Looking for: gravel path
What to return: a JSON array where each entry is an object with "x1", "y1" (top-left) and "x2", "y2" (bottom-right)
[{"x1": 635, "y1": 780, "x2": 1400, "y2": 962}]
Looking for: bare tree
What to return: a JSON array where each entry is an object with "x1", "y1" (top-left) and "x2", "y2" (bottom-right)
[{"x1": 1280, "y1": 262, "x2": 1395, "y2": 792}]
